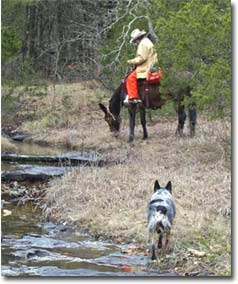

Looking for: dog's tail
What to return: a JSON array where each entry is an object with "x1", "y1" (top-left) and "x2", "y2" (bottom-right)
[
  {"x1": 149, "y1": 207, "x2": 171, "y2": 234},
  {"x1": 156, "y1": 212, "x2": 171, "y2": 233}
]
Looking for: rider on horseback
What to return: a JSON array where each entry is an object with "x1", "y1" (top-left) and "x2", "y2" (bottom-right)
[{"x1": 124, "y1": 28, "x2": 158, "y2": 104}]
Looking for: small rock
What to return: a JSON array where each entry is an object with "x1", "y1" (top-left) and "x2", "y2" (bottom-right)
[
  {"x1": 25, "y1": 233, "x2": 41, "y2": 238},
  {"x1": 1, "y1": 200, "x2": 6, "y2": 208},
  {"x1": 13, "y1": 181, "x2": 18, "y2": 188},
  {"x1": 26, "y1": 249, "x2": 49, "y2": 259}
]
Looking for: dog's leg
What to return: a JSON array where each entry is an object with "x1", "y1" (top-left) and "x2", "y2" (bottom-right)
[
  {"x1": 147, "y1": 229, "x2": 153, "y2": 258},
  {"x1": 151, "y1": 244, "x2": 156, "y2": 260},
  {"x1": 158, "y1": 233, "x2": 163, "y2": 249},
  {"x1": 148, "y1": 229, "x2": 157, "y2": 261},
  {"x1": 151, "y1": 232, "x2": 158, "y2": 261},
  {"x1": 165, "y1": 231, "x2": 170, "y2": 249}
]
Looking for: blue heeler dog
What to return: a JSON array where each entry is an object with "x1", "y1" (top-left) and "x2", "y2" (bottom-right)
[{"x1": 147, "y1": 180, "x2": 176, "y2": 260}]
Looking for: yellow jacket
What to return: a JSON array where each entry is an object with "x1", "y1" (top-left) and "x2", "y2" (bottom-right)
[{"x1": 127, "y1": 37, "x2": 158, "y2": 79}]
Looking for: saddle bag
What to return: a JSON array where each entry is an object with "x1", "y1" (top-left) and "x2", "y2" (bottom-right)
[{"x1": 146, "y1": 67, "x2": 164, "y2": 84}]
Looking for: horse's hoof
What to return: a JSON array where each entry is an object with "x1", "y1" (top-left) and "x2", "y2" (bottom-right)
[
  {"x1": 175, "y1": 130, "x2": 184, "y2": 138},
  {"x1": 190, "y1": 129, "x2": 195, "y2": 137},
  {"x1": 112, "y1": 131, "x2": 119, "y2": 138},
  {"x1": 128, "y1": 136, "x2": 134, "y2": 143}
]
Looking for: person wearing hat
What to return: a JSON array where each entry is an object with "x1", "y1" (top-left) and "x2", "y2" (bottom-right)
[{"x1": 124, "y1": 28, "x2": 158, "y2": 104}]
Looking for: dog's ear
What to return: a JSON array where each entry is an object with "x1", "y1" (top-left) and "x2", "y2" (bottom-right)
[
  {"x1": 154, "y1": 180, "x2": 160, "y2": 192},
  {"x1": 165, "y1": 181, "x2": 172, "y2": 193}
]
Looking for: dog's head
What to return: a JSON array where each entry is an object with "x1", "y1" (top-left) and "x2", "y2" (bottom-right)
[{"x1": 154, "y1": 180, "x2": 172, "y2": 194}]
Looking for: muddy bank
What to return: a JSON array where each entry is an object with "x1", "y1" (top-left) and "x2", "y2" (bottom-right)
[
  {"x1": 1, "y1": 165, "x2": 67, "y2": 183},
  {"x1": 2, "y1": 152, "x2": 104, "y2": 166},
  {"x1": 1, "y1": 138, "x2": 105, "y2": 183}
]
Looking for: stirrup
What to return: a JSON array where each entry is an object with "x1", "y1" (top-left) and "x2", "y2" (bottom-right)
[{"x1": 128, "y1": 98, "x2": 142, "y2": 104}]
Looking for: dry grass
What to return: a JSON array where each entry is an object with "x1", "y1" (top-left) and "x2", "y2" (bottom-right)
[
  {"x1": 2, "y1": 81, "x2": 109, "y2": 132},
  {"x1": 44, "y1": 113, "x2": 231, "y2": 275},
  {"x1": 1, "y1": 136, "x2": 17, "y2": 153},
  {"x1": 3, "y1": 81, "x2": 231, "y2": 275}
]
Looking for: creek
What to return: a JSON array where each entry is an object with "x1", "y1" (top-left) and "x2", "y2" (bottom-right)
[{"x1": 1, "y1": 140, "x2": 177, "y2": 277}]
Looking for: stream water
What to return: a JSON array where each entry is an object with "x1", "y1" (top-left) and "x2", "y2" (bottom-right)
[
  {"x1": 1, "y1": 141, "x2": 177, "y2": 277},
  {"x1": 1, "y1": 201, "x2": 178, "y2": 277}
]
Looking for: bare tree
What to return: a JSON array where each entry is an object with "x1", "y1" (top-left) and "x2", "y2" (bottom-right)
[{"x1": 2, "y1": 0, "x2": 158, "y2": 85}]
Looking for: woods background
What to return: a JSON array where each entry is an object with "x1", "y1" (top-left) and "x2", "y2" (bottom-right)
[{"x1": 2, "y1": 0, "x2": 231, "y2": 116}]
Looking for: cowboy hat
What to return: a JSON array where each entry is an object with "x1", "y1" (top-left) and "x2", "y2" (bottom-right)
[{"x1": 130, "y1": 28, "x2": 147, "y2": 44}]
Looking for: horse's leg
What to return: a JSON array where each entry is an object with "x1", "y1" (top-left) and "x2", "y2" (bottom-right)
[
  {"x1": 128, "y1": 105, "x2": 136, "y2": 142},
  {"x1": 176, "y1": 104, "x2": 186, "y2": 137},
  {"x1": 139, "y1": 106, "x2": 148, "y2": 140},
  {"x1": 188, "y1": 102, "x2": 197, "y2": 137}
]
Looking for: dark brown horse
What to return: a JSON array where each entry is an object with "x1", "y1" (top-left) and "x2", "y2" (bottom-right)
[{"x1": 99, "y1": 79, "x2": 196, "y2": 142}]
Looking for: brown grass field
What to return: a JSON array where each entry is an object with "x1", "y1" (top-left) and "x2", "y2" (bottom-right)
[{"x1": 2, "y1": 82, "x2": 231, "y2": 275}]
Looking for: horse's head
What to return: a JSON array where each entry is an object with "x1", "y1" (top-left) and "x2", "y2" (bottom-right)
[{"x1": 99, "y1": 103, "x2": 121, "y2": 135}]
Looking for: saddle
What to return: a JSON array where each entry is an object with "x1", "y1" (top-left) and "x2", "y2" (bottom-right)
[
  {"x1": 122, "y1": 68, "x2": 163, "y2": 109},
  {"x1": 138, "y1": 79, "x2": 161, "y2": 109}
]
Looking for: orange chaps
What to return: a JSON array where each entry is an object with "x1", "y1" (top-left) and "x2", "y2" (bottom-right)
[{"x1": 126, "y1": 70, "x2": 139, "y2": 99}]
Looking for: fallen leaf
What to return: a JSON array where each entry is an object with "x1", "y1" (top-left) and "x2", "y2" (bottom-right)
[
  {"x1": 121, "y1": 264, "x2": 132, "y2": 272},
  {"x1": 3, "y1": 209, "x2": 12, "y2": 216},
  {"x1": 121, "y1": 246, "x2": 145, "y2": 255},
  {"x1": 187, "y1": 248, "x2": 206, "y2": 257},
  {"x1": 121, "y1": 247, "x2": 137, "y2": 255}
]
